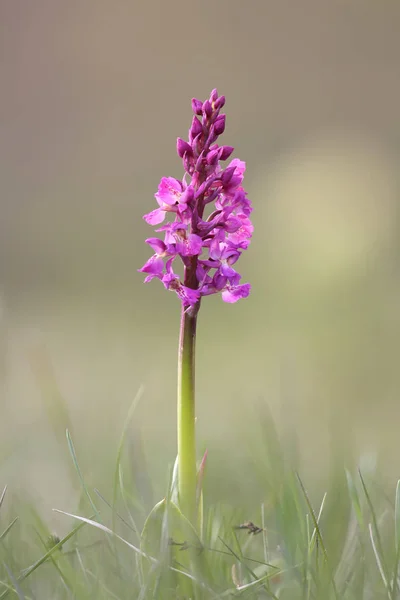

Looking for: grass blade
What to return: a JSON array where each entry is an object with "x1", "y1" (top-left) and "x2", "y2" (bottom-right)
[
  {"x1": 392, "y1": 480, "x2": 400, "y2": 598},
  {"x1": 0, "y1": 517, "x2": 90, "y2": 599},
  {"x1": 346, "y1": 469, "x2": 364, "y2": 530},
  {"x1": 359, "y1": 470, "x2": 391, "y2": 597},
  {"x1": 0, "y1": 518, "x2": 18, "y2": 543},
  {"x1": 2, "y1": 564, "x2": 25, "y2": 600},
  {"x1": 66, "y1": 429, "x2": 100, "y2": 520},
  {"x1": 296, "y1": 471, "x2": 339, "y2": 600},
  {"x1": 368, "y1": 523, "x2": 389, "y2": 594},
  {"x1": 112, "y1": 385, "x2": 144, "y2": 529},
  {"x1": 0, "y1": 487, "x2": 7, "y2": 512},
  {"x1": 53, "y1": 509, "x2": 153, "y2": 561}
]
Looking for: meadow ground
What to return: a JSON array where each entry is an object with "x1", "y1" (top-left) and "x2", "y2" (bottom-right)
[{"x1": 0, "y1": 392, "x2": 399, "y2": 600}]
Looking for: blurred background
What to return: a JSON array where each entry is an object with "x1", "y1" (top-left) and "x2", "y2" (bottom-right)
[{"x1": 1, "y1": 0, "x2": 400, "y2": 524}]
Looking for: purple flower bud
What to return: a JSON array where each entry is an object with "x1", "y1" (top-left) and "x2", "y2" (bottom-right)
[
  {"x1": 189, "y1": 116, "x2": 203, "y2": 143},
  {"x1": 203, "y1": 187, "x2": 219, "y2": 206},
  {"x1": 219, "y1": 145, "x2": 234, "y2": 161},
  {"x1": 191, "y1": 98, "x2": 203, "y2": 115},
  {"x1": 177, "y1": 138, "x2": 193, "y2": 158},
  {"x1": 206, "y1": 148, "x2": 220, "y2": 166},
  {"x1": 210, "y1": 89, "x2": 219, "y2": 103},
  {"x1": 191, "y1": 133, "x2": 203, "y2": 157},
  {"x1": 202, "y1": 100, "x2": 212, "y2": 118},
  {"x1": 183, "y1": 154, "x2": 195, "y2": 176},
  {"x1": 214, "y1": 114, "x2": 226, "y2": 135},
  {"x1": 221, "y1": 166, "x2": 236, "y2": 185},
  {"x1": 207, "y1": 125, "x2": 218, "y2": 146},
  {"x1": 214, "y1": 95, "x2": 225, "y2": 110}
]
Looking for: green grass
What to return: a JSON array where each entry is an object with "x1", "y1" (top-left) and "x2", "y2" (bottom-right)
[
  {"x1": 1, "y1": 355, "x2": 399, "y2": 598},
  {"x1": 0, "y1": 415, "x2": 399, "y2": 600}
]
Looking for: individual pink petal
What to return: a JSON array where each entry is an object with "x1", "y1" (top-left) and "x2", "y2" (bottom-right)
[
  {"x1": 143, "y1": 208, "x2": 166, "y2": 225},
  {"x1": 145, "y1": 237, "x2": 167, "y2": 254},
  {"x1": 222, "y1": 283, "x2": 251, "y2": 303},
  {"x1": 229, "y1": 158, "x2": 246, "y2": 177},
  {"x1": 138, "y1": 255, "x2": 164, "y2": 276}
]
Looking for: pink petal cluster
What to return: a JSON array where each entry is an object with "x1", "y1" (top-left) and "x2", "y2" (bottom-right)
[{"x1": 139, "y1": 89, "x2": 253, "y2": 308}]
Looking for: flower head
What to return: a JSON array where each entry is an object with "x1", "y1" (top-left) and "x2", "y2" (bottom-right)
[{"x1": 139, "y1": 89, "x2": 253, "y2": 308}]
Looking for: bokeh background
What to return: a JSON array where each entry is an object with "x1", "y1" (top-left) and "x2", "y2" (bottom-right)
[{"x1": 1, "y1": 0, "x2": 400, "y2": 525}]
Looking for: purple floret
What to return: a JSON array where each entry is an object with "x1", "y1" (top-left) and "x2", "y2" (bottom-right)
[{"x1": 139, "y1": 89, "x2": 253, "y2": 308}]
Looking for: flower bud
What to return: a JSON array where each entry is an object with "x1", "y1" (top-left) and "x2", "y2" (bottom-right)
[
  {"x1": 191, "y1": 98, "x2": 203, "y2": 115},
  {"x1": 214, "y1": 95, "x2": 225, "y2": 110},
  {"x1": 206, "y1": 148, "x2": 220, "y2": 165},
  {"x1": 221, "y1": 166, "x2": 236, "y2": 185},
  {"x1": 202, "y1": 100, "x2": 212, "y2": 118},
  {"x1": 214, "y1": 114, "x2": 226, "y2": 135},
  {"x1": 189, "y1": 116, "x2": 203, "y2": 143},
  {"x1": 219, "y1": 145, "x2": 234, "y2": 161},
  {"x1": 210, "y1": 89, "x2": 219, "y2": 103},
  {"x1": 177, "y1": 138, "x2": 193, "y2": 158}
]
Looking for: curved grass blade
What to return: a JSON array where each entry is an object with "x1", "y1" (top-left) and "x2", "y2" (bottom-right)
[
  {"x1": 0, "y1": 518, "x2": 18, "y2": 543},
  {"x1": 392, "y1": 480, "x2": 400, "y2": 598},
  {"x1": 368, "y1": 522, "x2": 390, "y2": 595},
  {"x1": 3, "y1": 564, "x2": 25, "y2": 600},
  {"x1": 54, "y1": 509, "x2": 154, "y2": 560},
  {"x1": 112, "y1": 386, "x2": 144, "y2": 530},
  {"x1": 345, "y1": 469, "x2": 364, "y2": 530},
  {"x1": 0, "y1": 487, "x2": 7, "y2": 511},
  {"x1": 359, "y1": 469, "x2": 391, "y2": 597},
  {"x1": 0, "y1": 517, "x2": 90, "y2": 599},
  {"x1": 94, "y1": 488, "x2": 137, "y2": 534},
  {"x1": 296, "y1": 471, "x2": 339, "y2": 600},
  {"x1": 66, "y1": 429, "x2": 99, "y2": 520}
]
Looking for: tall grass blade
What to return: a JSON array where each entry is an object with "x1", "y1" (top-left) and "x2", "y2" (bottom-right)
[
  {"x1": 0, "y1": 518, "x2": 18, "y2": 543},
  {"x1": 3, "y1": 564, "x2": 25, "y2": 600},
  {"x1": 112, "y1": 385, "x2": 144, "y2": 532},
  {"x1": 392, "y1": 479, "x2": 400, "y2": 598},
  {"x1": 66, "y1": 429, "x2": 99, "y2": 520},
  {"x1": 0, "y1": 487, "x2": 7, "y2": 511},
  {"x1": 359, "y1": 469, "x2": 391, "y2": 596},
  {"x1": 345, "y1": 469, "x2": 364, "y2": 530},
  {"x1": 296, "y1": 471, "x2": 339, "y2": 600},
  {"x1": 368, "y1": 522, "x2": 390, "y2": 595}
]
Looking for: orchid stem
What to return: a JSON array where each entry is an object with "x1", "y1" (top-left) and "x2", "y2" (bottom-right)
[{"x1": 177, "y1": 304, "x2": 197, "y2": 525}]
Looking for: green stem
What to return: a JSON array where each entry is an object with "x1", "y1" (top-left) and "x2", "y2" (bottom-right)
[{"x1": 177, "y1": 304, "x2": 197, "y2": 525}]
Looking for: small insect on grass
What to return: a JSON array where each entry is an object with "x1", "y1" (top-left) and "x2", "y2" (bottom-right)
[{"x1": 234, "y1": 521, "x2": 264, "y2": 535}]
